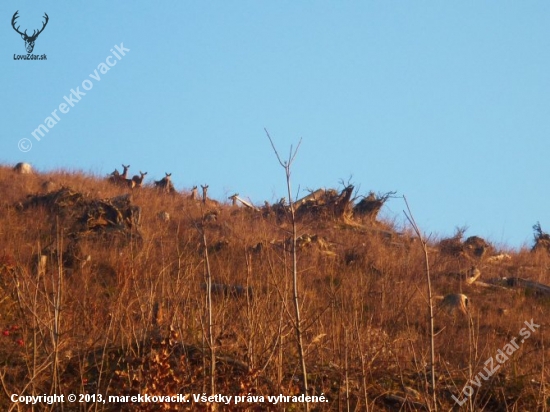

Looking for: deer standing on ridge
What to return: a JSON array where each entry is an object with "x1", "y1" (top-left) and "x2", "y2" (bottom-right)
[
  {"x1": 107, "y1": 164, "x2": 132, "y2": 187},
  {"x1": 155, "y1": 173, "x2": 175, "y2": 193},
  {"x1": 120, "y1": 164, "x2": 134, "y2": 187},
  {"x1": 201, "y1": 185, "x2": 209, "y2": 204},
  {"x1": 131, "y1": 171, "x2": 147, "y2": 189},
  {"x1": 120, "y1": 164, "x2": 130, "y2": 180}
]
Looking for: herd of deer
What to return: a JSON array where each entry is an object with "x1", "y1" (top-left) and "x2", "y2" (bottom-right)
[
  {"x1": 12, "y1": 162, "x2": 206, "y2": 199},
  {"x1": 107, "y1": 165, "x2": 219, "y2": 202},
  {"x1": 108, "y1": 164, "x2": 174, "y2": 192}
]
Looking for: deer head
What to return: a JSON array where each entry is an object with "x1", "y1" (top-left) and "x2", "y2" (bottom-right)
[{"x1": 12, "y1": 11, "x2": 49, "y2": 54}]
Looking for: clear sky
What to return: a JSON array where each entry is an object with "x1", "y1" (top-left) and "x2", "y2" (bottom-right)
[{"x1": 2, "y1": 1, "x2": 549, "y2": 249}]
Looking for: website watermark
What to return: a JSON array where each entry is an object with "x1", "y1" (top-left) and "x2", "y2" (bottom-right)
[
  {"x1": 452, "y1": 318, "x2": 540, "y2": 406},
  {"x1": 14, "y1": 53, "x2": 47, "y2": 61},
  {"x1": 11, "y1": 11, "x2": 48, "y2": 55},
  {"x1": 17, "y1": 43, "x2": 129, "y2": 152}
]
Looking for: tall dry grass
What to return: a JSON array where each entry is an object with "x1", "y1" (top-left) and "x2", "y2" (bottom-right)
[{"x1": 0, "y1": 165, "x2": 547, "y2": 411}]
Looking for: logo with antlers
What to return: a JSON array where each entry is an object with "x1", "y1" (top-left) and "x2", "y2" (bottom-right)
[{"x1": 11, "y1": 11, "x2": 49, "y2": 53}]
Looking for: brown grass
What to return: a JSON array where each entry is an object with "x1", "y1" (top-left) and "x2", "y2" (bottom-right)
[{"x1": 0, "y1": 165, "x2": 548, "y2": 411}]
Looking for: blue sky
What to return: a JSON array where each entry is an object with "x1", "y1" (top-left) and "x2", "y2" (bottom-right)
[{"x1": 2, "y1": 1, "x2": 549, "y2": 248}]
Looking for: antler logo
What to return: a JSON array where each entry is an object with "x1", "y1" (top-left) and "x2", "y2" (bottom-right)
[{"x1": 11, "y1": 11, "x2": 49, "y2": 53}]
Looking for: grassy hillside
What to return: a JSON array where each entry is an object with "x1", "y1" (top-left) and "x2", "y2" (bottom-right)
[{"x1": 0, "y1": 164, "x2": 548, "y2": 411}]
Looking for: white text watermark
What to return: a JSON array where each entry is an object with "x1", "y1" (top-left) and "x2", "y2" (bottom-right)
[
  {"x1": 452, "y1": 318, "x2": 540, "y2": 406},
  {"x1": 17, "y1": 43, "x2": 129, "y2": 152}
]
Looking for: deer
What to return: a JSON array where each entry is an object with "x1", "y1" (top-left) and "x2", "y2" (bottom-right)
[
  {"x1": 120, "y1": 164, "x2": 135, "y2": 188},
  {"x1": 12, "y1": 11, "x2": 49, "y2": 54},
  {"x1": 108, "y1": 168, "x2": 120, "y2": 184},
  {"x1": 201, "y1": 185, "x2": 209, "y2": 204},
  {"x1": 108, "y1": 164, "x2": 132, "y2": 187},
  {"x1": 131, "y1": 171, "x2": 147, "y2": 188},
  {"x1": 120, "y1": 164, "x2": 130, "y2": 180},
  {"x1": 155, "y1": 173, "x2": 175, "y2": 193},
  {"x1": 190, "y1": 185, "x2": 198, "y2": 200}
]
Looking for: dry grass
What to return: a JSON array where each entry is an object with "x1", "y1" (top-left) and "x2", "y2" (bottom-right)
[{"x1": 0, "y1": 165, "x2": 548, "y2": 411}]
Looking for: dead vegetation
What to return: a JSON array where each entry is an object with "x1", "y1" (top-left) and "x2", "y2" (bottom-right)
[
  {"x1": 18, "y1": 187, "x2": 141, "y2": 241},
  {"x1": 0, "y1": 165, "x2": 548, "y2": 411},
  {"x1": 533, "y1": 221, "x2": 550, "y2": 253}
]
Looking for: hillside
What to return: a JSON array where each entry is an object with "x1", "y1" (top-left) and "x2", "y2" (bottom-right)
[{"x1": 0, "y1": 164, "x2": 548, "y2": 411}]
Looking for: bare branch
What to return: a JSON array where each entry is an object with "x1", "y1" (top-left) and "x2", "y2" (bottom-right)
[{"x1": 264, "y1": 128, "x2": 285, "y2": 168}]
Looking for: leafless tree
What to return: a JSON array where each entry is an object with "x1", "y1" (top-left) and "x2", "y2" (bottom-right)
[{"x1": 265, "y1": 128, "x2": 309, "y2": 408}]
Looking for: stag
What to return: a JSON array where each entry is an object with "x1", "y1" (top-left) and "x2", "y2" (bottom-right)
[{"x1": 12, "y1": 11, "x2": 49, "y2": 53}]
